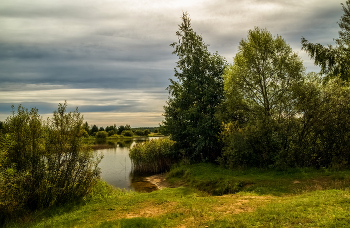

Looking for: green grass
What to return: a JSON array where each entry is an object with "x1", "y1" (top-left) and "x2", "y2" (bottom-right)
[
  {"x1": 5, "y1": 164, "x2": 350, "y2": 228},
  {"x1": 167, "y1": 163, "x2": 350, "y2": 196}
]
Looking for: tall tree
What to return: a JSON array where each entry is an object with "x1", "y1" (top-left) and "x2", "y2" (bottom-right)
[
  {"x1": 301, "y1": 0, "x2": 350, "y2": 81},
  {"x1": 90, "y1": 125, "x2": 98, "y2": 135},
  {"x1": 222, "y1": 27, "x2": 305, "y2": 167},
  {"x1": 163, "y1": 12, "x2": 226, "y2": 162}
]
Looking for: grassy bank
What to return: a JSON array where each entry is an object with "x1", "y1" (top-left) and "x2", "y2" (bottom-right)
[
  {"x1": 5, "y1": 164, "x2": 350, "y2": 227},
  {"x1": 167, "y1": 163, "x2": 350, "y2": 196}
]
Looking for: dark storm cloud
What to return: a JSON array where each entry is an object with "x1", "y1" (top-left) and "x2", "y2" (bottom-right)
[{"x1": 0, "y1": 40, "x2": 176, "y2": 89}]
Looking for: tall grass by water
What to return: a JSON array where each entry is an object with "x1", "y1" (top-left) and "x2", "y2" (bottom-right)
[{"x1": 129, "y1": 138, "x2": 178, "y2": 173}]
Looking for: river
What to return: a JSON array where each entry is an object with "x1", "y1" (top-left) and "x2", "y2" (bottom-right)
[{"x1": 96, "y1": 137, "x2": 163, "y2": 192}]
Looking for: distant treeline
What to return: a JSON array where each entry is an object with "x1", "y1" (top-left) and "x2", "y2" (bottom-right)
[{"x1": 79, "y1": 123, "x2": 164, "y2": 137}]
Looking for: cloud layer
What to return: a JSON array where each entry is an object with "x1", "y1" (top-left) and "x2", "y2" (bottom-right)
[{"x1": 0, "y1": 0, "x2": 345, "y2": 126}]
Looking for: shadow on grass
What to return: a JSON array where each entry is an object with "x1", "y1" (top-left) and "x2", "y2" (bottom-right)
[{"x1": 99, "y1": 217, "x2": 161, "y2": 228}]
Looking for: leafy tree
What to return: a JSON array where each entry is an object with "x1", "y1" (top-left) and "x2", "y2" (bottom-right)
[
  {"x1": 134, "y1": 129, "x2": 145, "y2": 136},
  {"x1": 96, "y1": 131, "x2": 108, "y2": 139},
  {"x1": 301, "y1": 1, "x2": 350, "y2": 81},
  {"x1": 91, "y1": 125, "x2": 98, "y2": 135},
  {"x1": 144, "y1": 129, "x2": 150, "y2": 136},
  {"x1": 163, "y1": 12, "x2": 226, "y2": 162},
  {"x1": 290, "y1": 76, "x2": 350, "y2": 168},
  {"x1": 107, "y1": 130, "x2": 115, "y2": 136},
  {"x1": 221, "y1": 27, "x2": 305, "y2": 167},
  {"x1": 82, "y1": 121, "x2": 90, "y2": 135},
  {"x1": 117, "y1": 125, "x2": 131, "y2": 135},
  {"x1": 0, "y1": 121, "x2": 3, "y2": 132},
  {"x1": 117, "y1": 125, "x2": 125, "y2": 135},
  {"x1": 122, "y1": 130, "x2": 134, "y2": 137},
  {"x1": 99, "y1": 126, "x2": 105, "y2": 131},
  {"x1": 105, "y1": 124, "x2": 116, "y2": 133}
]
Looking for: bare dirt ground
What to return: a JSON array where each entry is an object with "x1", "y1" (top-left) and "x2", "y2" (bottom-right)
[{"x1": 145, "y1": 173, "x2": 181, "y2": 190}]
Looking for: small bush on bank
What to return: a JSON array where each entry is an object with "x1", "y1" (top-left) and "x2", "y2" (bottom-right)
[{"x1": 129, "y1": 138, "x2": 178, "y2": 173}]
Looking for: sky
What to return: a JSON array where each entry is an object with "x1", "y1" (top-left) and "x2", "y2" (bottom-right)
[{"x1": 0, "y1": 0, "x2": 345, "y2": 127}]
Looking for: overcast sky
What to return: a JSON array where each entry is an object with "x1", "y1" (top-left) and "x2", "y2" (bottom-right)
[{"x1": 0, "y1": 0, "x2": 345, "y2": 127}]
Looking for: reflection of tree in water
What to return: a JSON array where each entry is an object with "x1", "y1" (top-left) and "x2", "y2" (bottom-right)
[{"x1": 117, "y1": 140, "x2": 133, "y2": 148}]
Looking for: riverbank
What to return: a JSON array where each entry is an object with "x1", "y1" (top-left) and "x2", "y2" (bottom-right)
[{"x1": 5, "y1": 163, "x2": 350, "y2": 227}]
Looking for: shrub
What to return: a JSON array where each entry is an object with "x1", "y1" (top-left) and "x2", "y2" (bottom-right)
[
  {"x1": 129, "y1": 138, "x2": 178, "y2": 173},
  {"x1": 134, "y1": 130, "x2": 145, "y2": 136},
  {"x1": 122, "y1": 130, "x2": 134, "y2": 137},
  {"x1": 220, "y1": 77, "x2": 350, "y2": 169},
  {"x1": 0, "y1": 102, "x2": 101, "y2": 224},
  {"x1": 107, "y1": 130, "x2": 115, "y2": 137},
  {"x1": 96, "y1": 131, "x2": 108, "y2": 139}
]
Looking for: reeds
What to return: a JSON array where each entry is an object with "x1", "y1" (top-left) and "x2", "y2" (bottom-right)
[{"x1": 129, "y1": 138, "x2": 177, "y2": 173}]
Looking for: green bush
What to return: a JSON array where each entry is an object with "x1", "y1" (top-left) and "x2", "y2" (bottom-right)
[
  {"x1": 96, "y1": 131, "x2": 108, "y2": 139},
  {"x1": 107, "y1": 130, "x2": 115, "y2": 136},
  {"x1": 0, "y1": 102, "x2": 101, "y2": 224},
  {"x1": 129, "y1": 138, "x2": 178, "y2": 173},
  {"x1": 134, "y1": 129, "x2": 145, "y2": 136},
  {"x1": 122, "y1": 130, "x2": 134, "y2": 137},
  {"x1": 220, "y1": 77, "x2": 350, "y2": 169}
]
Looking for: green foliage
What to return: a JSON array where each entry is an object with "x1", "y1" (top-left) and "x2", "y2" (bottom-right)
[
  {"x1": 81, "y1": 129, "x2": 89, "y2": 138},
  {"x1": 163, "y1": 12, "x2": 226, "y2": 162},
  {"x1": 129, "y1": 138, "x2": 177, "y2": 173},
  {"x1": 105, "y1": 124, "x2": 116, "y2": 134},
  {"x1": 121, "y1": 130, "x2": 134, "y2": 137},
  {"x1": 117, "y1": 125, "x2": 125, "y2": 135},
  {"x1": 301, "y1": 1, "x2": 350, "y2": 81},
  {"x1": 0, "y1": 102, "x2": 101, "y2": 224},
  {"x1": 107, "y1": 130, "x2": 115, "y2": 137},
  {"x1": 90, "y1": 125, "x2": 98, "y2": 135},
  {"x1": 0, "y1": 121, "x2": 3, "y2": 132},
  {"x1": 96, "y1": 131, "x2": 108, "y2": 139},
  {"x1": 82, "y1": 121, "x2": 90, "y2": 135},
  {"x1": 221, "y1": 27, "x2": 305, "y2": 168},
  {"x1": 117, "y1": 125, "x2": 131, "y2": 135},
  {"x1": 134, "y1": 129, "x2": 145, "y2": 136},
  {"x1": 290, "y1": 77, "x2": 350, "y2": 168},
  {"x1": 222, "y1": 55, "x2": 350, "y2": 169}
]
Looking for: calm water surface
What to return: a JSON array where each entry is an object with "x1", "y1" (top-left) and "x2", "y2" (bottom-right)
[{"x1": 96, "y1": 137, "x2": 163, "y2": 192}]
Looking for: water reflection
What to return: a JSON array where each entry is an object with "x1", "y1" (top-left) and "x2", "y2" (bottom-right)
[{"x1": 96, "y1": 137, "x2": 162, "y2": 192}]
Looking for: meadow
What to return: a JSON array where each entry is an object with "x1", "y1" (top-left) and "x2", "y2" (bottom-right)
[{"x1": 5, "y1": 163, "x2": 350, "y2": 228}]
